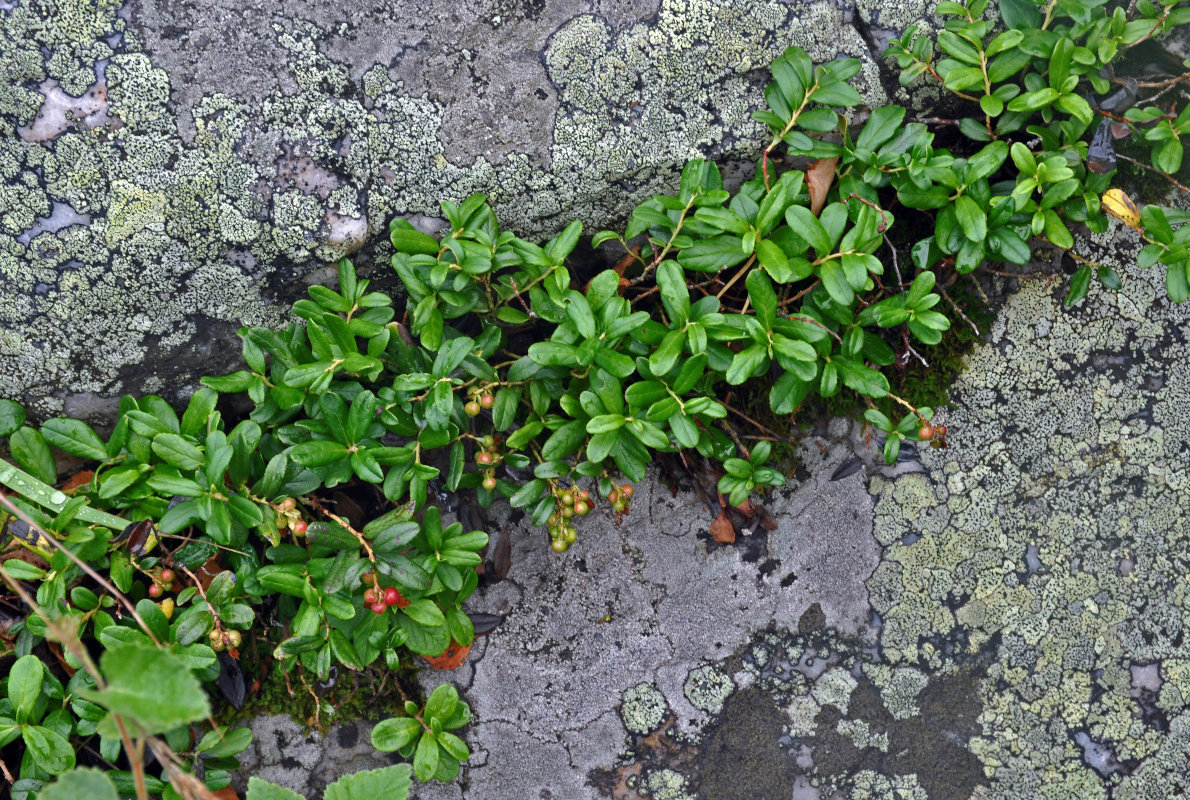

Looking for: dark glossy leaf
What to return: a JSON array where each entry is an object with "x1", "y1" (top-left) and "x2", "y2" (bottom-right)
[
  {"x1": 10, "y1": 427, "x2": 55, "y2": 485},
  {"x1": 40, "y1": 419, "x2": 107, "y2": 461},
  {"x1": 677, "y1": 236, "x2": 749, "y2": 272}
]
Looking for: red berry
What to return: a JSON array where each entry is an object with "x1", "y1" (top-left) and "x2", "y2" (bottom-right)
[
  {"x1": 159, "y1": 568, "x2": 175, "y2": 583},
  {"x1": 574, "y1": 500, "x2": 589, "y2": 516},
  {"x1": 384, "y1": 587, "x2": 401, "y2": 607},
  {"x1": 482, "y1": 475, "x2": 498, "y2": 491},
  {"x1": 464, "y1": 401, "x2": 481, "y2": 417},
  {"x1": 291, "y1": 520, "x2": 308, "y2": 535},
  {"x1": 621, "y1": 485, "x2": 633, "y2": 498},
  {"x1": 148, "y1": 583, "x2": 163, "y2": 598},
  {"x1": 364, "y1": 588, "x2": 378, "y2": 605},
  {"x1": 477, "y1": 451, "x2": 494, "y2": 466},
  {"x1": 608, "y1": 489, "x2": 619, "y2": 504},
  {"x1": 279, "y1": 498, "x2": 296, "y2": 511},
  {"x1": 918, "y1": 424, "x2": 935, "y2": 441},
  {"x1": 479, "y1": 394, "x2": 495, "y2": 409},
  {"x1": 371, "y1": 601, "x2": 388, "y2": 614}
]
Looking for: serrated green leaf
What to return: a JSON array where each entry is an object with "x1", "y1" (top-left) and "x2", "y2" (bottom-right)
[{"x1": 81, "y1": 643, "x2": 210, "y2": 735}]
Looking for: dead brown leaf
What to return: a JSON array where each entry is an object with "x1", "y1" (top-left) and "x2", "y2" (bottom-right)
[
  {"x1": 60, "y1": 470, "x2": 94, "y2": 495},
  {"x1": 710, "y1": 510, "x2": 736, "y2": 544},
  {"x1": 423, "y1": 641, "x2": 472, "y2": 670},
  {"x1": 806, "y1": 157, "x2": 838, "y2": 216}
]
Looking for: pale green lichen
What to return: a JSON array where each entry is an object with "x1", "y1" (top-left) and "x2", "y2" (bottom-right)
[
  {"x1": 865, "y1": 221, "x2": 1190, "y2": 795},
  {"x1": 811, "y1": 667, "x2": 858, "y2": 714},
  {"x1": 620, "y1": 682, "x2": 669, "y2": 736},
  {"x1": 848, "y1": 770, "x2": 928, "y2": 800},
  {"x1": 682, "y1": 665, "x2": 735, "y2": 715},
  {"x1": 641, "y1": 767, "x2": 694, "y2": 800},
  {"x1": 860, "y1": 664, "x2": 928, "y2": 721},
  {"x1": 837, "y1": 718, "x2": 889, "y2": 752}
]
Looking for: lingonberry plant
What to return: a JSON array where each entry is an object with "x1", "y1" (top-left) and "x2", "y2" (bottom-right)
[{"x1": 3, "y1": 0, "x2": 1190, "y2": 795}]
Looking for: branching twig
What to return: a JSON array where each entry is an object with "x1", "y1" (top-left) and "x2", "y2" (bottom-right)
[
  {"x1": 939, "y1": 284, "x2": 981, "y2": 337},
  {"x1": 884, "y1": 233, "x2": 904, "y2": 290},
  {"x1": 722, "y1": 403, "x2": 789, "y2": 440},
  {"x1": 306, "y1": 498, "x2": 376, "y2": 566},
  {"x1": 1117, "y1": 152, "x2": 1190, "y2": 196},
  {"x1": 0, "y1": 494, "x2": 162, "y2": 646}
]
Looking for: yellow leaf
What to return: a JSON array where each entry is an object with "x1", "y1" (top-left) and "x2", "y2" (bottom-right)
[{"x1": 1102, "y1": 188, "x2": 1141, "y2": 229}]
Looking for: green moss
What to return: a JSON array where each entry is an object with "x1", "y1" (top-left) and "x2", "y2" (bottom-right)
[{"x1": 213, "y1": 640, "x2": 415, "y2": 734}]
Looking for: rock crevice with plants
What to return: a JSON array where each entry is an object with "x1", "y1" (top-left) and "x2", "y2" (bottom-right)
[{"x1": 4, "y1": 0, "x2": 1190, "y2": 798}]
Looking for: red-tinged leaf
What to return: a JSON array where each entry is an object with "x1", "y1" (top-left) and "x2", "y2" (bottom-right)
[
  {"x1": 60, "y1": 470, "x2": 94, "y2": 495},
  {"x1": 806, "y1": 157, "x2": 838, "y2": 216},
  {"x1": 710, "y1": 510, "x2": 736, "y2": 544},
  {"x1": 423, "y1": 640, "x2": 472, "y2": 670}
]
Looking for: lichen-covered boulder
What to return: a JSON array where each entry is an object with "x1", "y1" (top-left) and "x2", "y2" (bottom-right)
[{"x1": 0, "y1": 0, "x2": 930, "y2": 423}]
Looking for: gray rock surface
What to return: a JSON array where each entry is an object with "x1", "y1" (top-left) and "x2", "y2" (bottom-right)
[{"x1": 0, "y1": 0, "x2": 934, "y2": 424}]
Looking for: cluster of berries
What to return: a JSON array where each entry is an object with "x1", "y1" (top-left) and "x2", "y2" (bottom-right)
[
  {"x1": 547, "y1": 486, "x2": 592, "y2": 553},
  {"x1": 918, "y1": 423, "x2": 949, "y2": 449},
  {"x1": 475, "y1": 434, "x2": 501, "y2": 490},
  {"x1": 463, "y1": 389, "x2": 495, "y2": 418},
  {"x1": 276, "y1": 497, "x2": 307, "y2": 536},
  {"x1": 607, "y1": 483, "x2": 633, "y2": 514},
  {"x1": 208, "y1": 627, "x2": 242, "y2": 652},
  {"x1": 364, "y1": 583, "x2": 410, "y2": 614},
  {"x1": 147, "y1": 567, "x2": 175, "y2": 598}
]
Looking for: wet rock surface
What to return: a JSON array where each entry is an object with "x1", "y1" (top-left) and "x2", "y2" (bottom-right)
[
  {"x1": 0, "y1": 0, "x2": 933, "y2": 424},
  {"x1": 234, "y1": 220, "x2": 1190, "y2": 798}
]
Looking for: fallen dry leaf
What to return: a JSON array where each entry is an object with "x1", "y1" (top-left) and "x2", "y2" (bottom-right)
[
  {"x1": 710, "y1": 510, "x2": 736, "y2": 544},
  {"x1": 60, "y1": 470, "x2": 94, "y2": 495},
  {"x1": 806, "y1": 157, "x2": 838, "y2": 216},
  {"x1": 212, "y1": 788, "x2": 240, "y2": 800},
  {"x1": 423, "y1": 641, "x2": 472, "y2": 670},
  {"x1": 613, "y1": 245, "x2": 641, "y2": 278}
]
